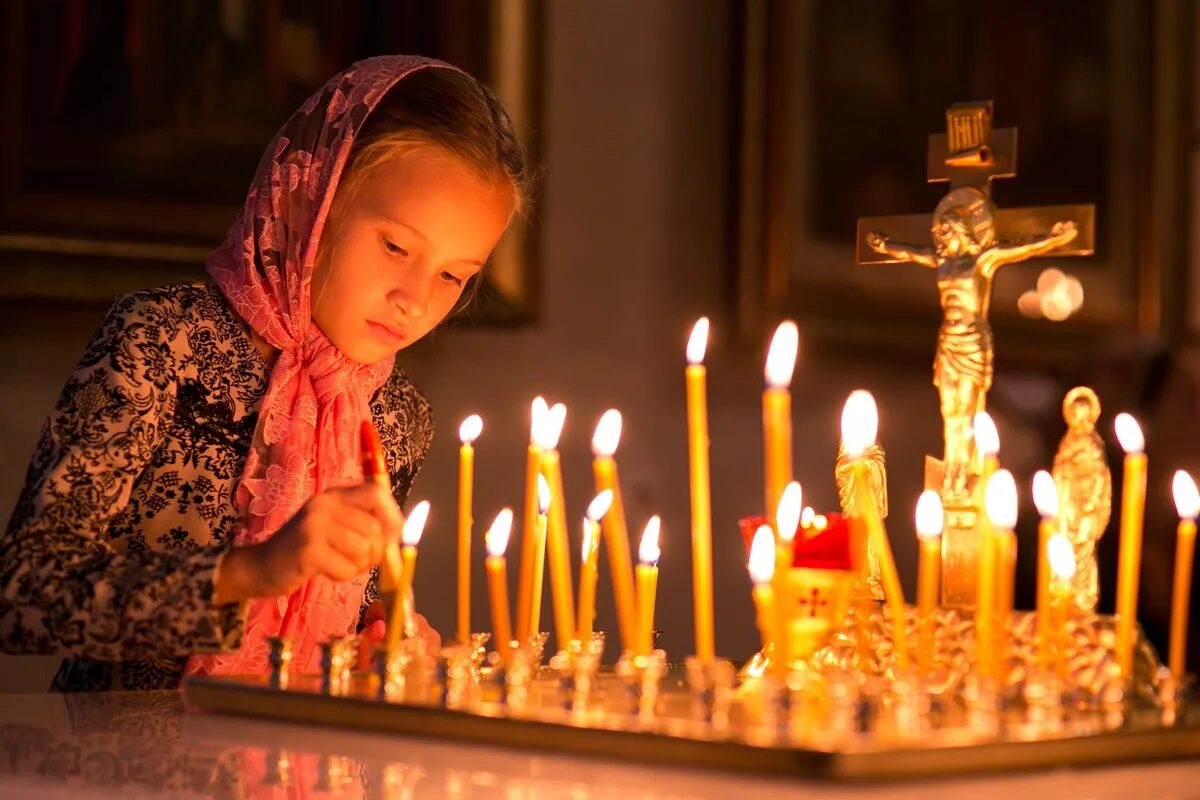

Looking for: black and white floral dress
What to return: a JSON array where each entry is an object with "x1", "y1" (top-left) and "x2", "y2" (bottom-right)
[{"x1": 1, "y1": 282, "x2": 433, "y2": 691}]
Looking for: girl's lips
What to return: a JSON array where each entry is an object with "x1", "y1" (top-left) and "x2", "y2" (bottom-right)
[{"x1": 367, "y1": 320, "x2": 406, "y2": 346}]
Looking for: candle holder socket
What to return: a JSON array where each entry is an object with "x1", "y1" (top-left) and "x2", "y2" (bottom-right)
[
  {"x1": 318, "y1": 636, "x2": 356, "y2": 696},
  {"x1": 685, "y1": 656, "x2": 735, "y2": 733},
  {"x1": 266, "y1": 635, "x2": 293, "y2": 691}
]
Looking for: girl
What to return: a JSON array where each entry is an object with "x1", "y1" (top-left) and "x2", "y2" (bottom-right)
[{"x1": 1, "y1": 55, "x2": 530, "y2": 691}]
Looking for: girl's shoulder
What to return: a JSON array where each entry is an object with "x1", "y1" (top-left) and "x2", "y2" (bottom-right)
[{"x1": 94, "y1": 282, "x2": 246, "y2": 345}]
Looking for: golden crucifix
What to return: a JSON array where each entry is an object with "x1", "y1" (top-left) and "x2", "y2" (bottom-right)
[{"x1": 856, "y1": 102, "x2": 1095, "y2": 608}]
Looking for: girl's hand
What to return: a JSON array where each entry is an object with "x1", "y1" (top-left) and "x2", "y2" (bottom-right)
[{"x1": 214, "y1": 483, "x2": 403, "y2": 604}]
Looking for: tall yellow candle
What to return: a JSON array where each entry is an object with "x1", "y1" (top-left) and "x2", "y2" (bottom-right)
[
  {"x1": 576, "y1": 491, "x2": 613, "y2": 640},
  {"x1": 456, "y1": 415, "x2": 482, "y2": 644},
  {"x1": 772, "y1": 482, "x2": 802, "y2": 672},
  {"x1": 388, "y1": 500, "x2": 430, "y2": 654},
  {"x1": 514, "y1": 398, "x2": 547, "y2": 643},
  {"x1": 1032, "y1": 470, "x2": 1059, "y2": 669},
  {"x1": 748, "y1": 525, "x2": 779, "y2": 662},
  {"x1": 484, "y1": 509, "x2": 515, "y2": 659},
  {"x1": 970, "y1": 412, "x2": 1000, "y2": 612},
  {"x1": 539, "y1": 403, "x2": 575, "y2": 651},
  {"x1": 1114, "y1": 412, "x2": 1148, "y2": 678},
  {"x1": 763, "y1": 321, "x2": 798, "y2": 521},
  {"x1": 1169, "y1": 470, "x2": 1199, "y2": 677},
  {"x1": 841, "y1": 390, "x2": 908, "y2": 667},
  {"x1": 986, "y1": 470, "x2": 1019, "y2": 681},
  {"x1": 915, "y1": 490, "x2": 944, "y2": 674},
  {"x1": 636, "y1": 517, "x2": 662, "y2": 655},
  {"x1": 591, "y1": 410, "x2": 638, "y2": 654},
  {"x1": 528, "y1": 475, "x2": 551, "y2": 638},
  {"x1": 1047, "y1": 533, "x2": 1076, "y2": 678},
  {"x1": 685, "y1": 318, "x2": 715, "y2": 661}
]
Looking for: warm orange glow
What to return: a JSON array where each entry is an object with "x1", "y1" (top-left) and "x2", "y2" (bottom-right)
[
  {"x1": 764, "y1": 321, "x2": 799, "y2": 388},
  {"x1": 638, "y1": 516, "x2": 662, "y2": 565},
  {"x1": 973, "y1": 411, "x2": 999, "y2": 457},
  {"x1": 532, "y1": 402, "x2": 567, "y2": 450},
  {"x1": 402, "y1": 500, "x2": 431, "y2": 546},
  {"x1": 586, "y1": 490, "x2": 614, "y2": 522},
  {"x1": 529, "y1": 397, "x2": 547, "y2": 444},
  {"x1": 485, "y1": 509, "x2": 514, "y2": 557},
  {"x1": 1173, "y1": 470, "x2": 1200, "y2": 520},
  {"x1": 687, "y1": 318, "x2": 710, "y2": 365},
  {"x1": 775, "y1": 481, "x2": 802, "y2": 543},
  {"x1": 536, "y1": 473, "x2": 551, "y2": 514},
  {"x1": 1114, "y1": 412, "x2": 1145, "y2": 454},
  {"x1": 915, "y1": 490, "x2": 944, "y2": 541},
  {"x1": 985, "y1": 470, "x2": 1018, "y2": 530},
  {"x1": 1048, "y1": 533, "x2": 1076, "y2": 581},
  {"x1": 458, "y1": 414, "x2": 483, "y2": 444},
  {"x1": 591, "y1": 410, "x2": 622, "y2": 457},
  {"x1": 840, "y1": 390, "x2": 878, "y2": 457},
  {"x1": 1032, "y1": 470, "x2": 1058, "y2": 518},
  {"x1": 748, "y1": 525, "x2": 776, "y2": 586}
]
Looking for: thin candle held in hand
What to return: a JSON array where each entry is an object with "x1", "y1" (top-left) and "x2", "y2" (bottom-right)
[
  {"x1": 1114, "y1": 412, "x2": 1147, "y2": 677},
  {"x1": 456, "y1": 414, "x2": 482, "y2": 644},
  {"x1": 576, "y1": 490, "x2": 614, "y2": 640},
  {"x1": 636, "y1": 516, "x2": 661, "y2": 655},
  {"x1": 484, "y1": 508, "x2": 514, "y2": 659},
  {"x1": 915, "y1": 490, "x2": 943, "y2": 674},
  {"x1": 1169, "y1": 470, "x2": 1199, "y2": 677},
  {"x1": 1032, "y1": 470, "x2": 1059, "y2": 668},
  {"x1": 763, "y1": 321, "x2": 799, "y2": 521},
  {"x1": 685, "y1": 318, "x2": 715, "y2": 661},
  {"x1": 591, "y1": 410, "x2": 638, "y2": 655},
  {"x1": 515, "y1": 397, "x2": 548, "y2": 642}
]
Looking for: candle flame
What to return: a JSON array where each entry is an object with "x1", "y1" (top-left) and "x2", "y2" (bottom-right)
[
  {"x1": 812, "y1": 514, "x2": 828, "y2": 530},
  {"x1": 687, "y1": 318, "x2": 710, "y2": 365},
  {"x1": 800, "y1": 506, "x2": 815, "y2": 528},
  {"x1": 984, "y1": 470, "x2": 1018, "y2": 530},
  {"x1": 458, "y1": 414, "x2": 483, "y2": 444},
  {"x1": 1173, "y1": 470, "x2": 1200, "y2": 520},
  {"x1": 1047, "y1": 533, "x2": 1076, "y2": 581},
  {"x1": 915, "y1": 490, "x2": 944, "y2": 540},
  {"x1": 1114, "y1": 412, "x2": 1145, "y2": 454},
  {"x1": 537, "y1": 473, "x2": 551, "y2": 514},
  {"x1": 1032, "y1": 470, "x2": 1059, "y2": 518},
  {"x1": 586, "y1": 489, "x2": 614, "y2": 522},
  {"x1": 638, "y1": 516, "x2": 662, "y2": 565},
  {"x1": 775, "y1": 481, "x2": 802, "y2": 543},
  {"x1": 747, "y1": 524, "x2": 776, "y2": 586},
  {"x1": 591, "y1": 409, "x2": 622, "y2": 457},
  {"x1": 973, "y1": 411, "x2": 999, "y2": 457},
  {"x1": 530, "y1": 397, "x2": 548, "y2": 445},
  {"x1": 532, "y1": 402, "x2": 567, "y2": 450},
  {"x1": 402, "y1": 500, "x2": 431, "y2": 546},
  {"x1": 840, "y1": 390, "x2": 878, "y2": 457},
  {"x1": 485, "y1": 508, "x2": 514, "y2": 557},
  {"x1": 764, "y1": 321, "x2": 799, "y2": 388}
]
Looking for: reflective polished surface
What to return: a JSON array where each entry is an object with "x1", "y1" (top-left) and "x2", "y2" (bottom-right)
[{"x1": 0, "y1": 691, "x2": 1196, "y2": 799}]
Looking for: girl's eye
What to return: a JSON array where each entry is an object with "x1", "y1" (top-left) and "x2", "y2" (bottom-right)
[
  {"x1": 381, "y1": 236, "x2": 408, "y2": 257},
  {"x1": 440, "y1": 271, "x2": 464, "y2": 288}
]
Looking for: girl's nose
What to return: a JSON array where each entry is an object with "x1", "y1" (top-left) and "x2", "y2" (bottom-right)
[{"x1": 390, "y1": 262, "x2": 434, "y2": 320}]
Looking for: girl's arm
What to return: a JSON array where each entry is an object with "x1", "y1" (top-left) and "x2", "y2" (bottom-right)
[{"x1": 0, "y1": 295, "x2": 245, "y2": 661}]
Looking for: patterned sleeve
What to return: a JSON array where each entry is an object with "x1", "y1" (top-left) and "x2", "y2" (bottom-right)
[{"x1": 0, "y1": 294, "x2": 244, "y2": 660}]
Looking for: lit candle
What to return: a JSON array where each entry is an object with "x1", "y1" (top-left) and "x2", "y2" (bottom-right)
[
  {"x1": 515, "y1": 398, "x2": 548, "y2": 642},
  {"x1": 1114, "y1": 412, "x2": 1148, "y2": 677},
  {"x1": 528, "y1": 474, "x2": 551, "y2": 638},
  {"x1": 484, "y1": 509, "x2": 515, "y2": 659},
  {"x1": 538, "y1": 403, "x2": 575, "y2": 651},
  {"x1": 685, "y1": 318, "x2": 715, "y2": 661},
  {"x1": 986, "y1": 470, "x2": 1018, "y2": 681},
  {"x1": 388, "y1": 500, "x2": 430, "y2": 653},
  {"x1": 841, "y1": 390, "x2": 908, "y2": 667},
  {"x1": 1047, "y1": 533, "x2": 1076, "y2": 678},
  {"x1": 763, "y1": 321, "x2": 798, "y2": 521},
  {"x1": 972, "y1": 411, "x2": 1001, "y2": 613},
  {"x1": 748, "y1": 524, "x2": 778, "y2": 659},
  {"x1": 577, "y1": 490, "x2": 614, "y2": 640},
  {"x1": 974, "y1": 411, "x2": 1000, "y2": 481},
  {"x1": 456, "y1": 415, "x2": 482, "y2": 644},
  {"x1": 1169, "y1": 470, "x2": 1199, "y2": 677},
  {"x1": 773, "y1": 482, "x2": 802, "y2": 672},
  {"x1": 636, "y1": 516, "x2": 662, "y2": 655},
  {"x1": 915, "y1": 490, "x2": 944, "y2": 674},
  {"x1": 800, "y1": 506, "x2": 815, "y2": 529},
  {"x1": 591, "y1": 410, "x2": 638, "y2": 654},
  {"x1": 1032, "y1": 470, "x2": 1059, "y2": 669}
]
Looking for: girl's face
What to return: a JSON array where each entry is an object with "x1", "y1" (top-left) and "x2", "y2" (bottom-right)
[{"x1": 312, "y1": 144, "x2": 515, "y2": 364}]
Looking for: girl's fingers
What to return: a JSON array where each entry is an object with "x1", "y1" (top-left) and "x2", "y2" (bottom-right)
[
  {"x1": 338, "y1": 484, "x2": 405, "y2": 538},
  {"x1": 328, "y1": 505, "x2": 385, "y2": 565},
  {"x1": 315, "y1": 542, "x2": 365, "y2": 583}
]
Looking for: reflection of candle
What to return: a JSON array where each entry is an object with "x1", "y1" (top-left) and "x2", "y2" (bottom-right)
[
  {"x1": 986, "y1": 470, "x2": 1018, "y2": 681},
  {"x1": 915, "y1": 490, "x2": 944, "y2": 674},
  {"x1": 484, "y1": 509, "x2": 515, "y2": 659},
  {"x1": 388, "y1": 500, "x2": 430, "y2": 653},
  {"x1": 457, "y1": 415, "x2": 482, "y2": 644},
  {"x1": 591, "y1": 411, "x2": 637, "y2": 654},
  {"x1": 539, "y1": 403, "x2": 575, "y2": 651},
  {"x1": 685, "y1": 318, "x2": 715, "y2": 661},
  {"x1": 576, "y1": 491, "x2": 613, "y2": 640},
  {"x1": 1114, "y1": 412, "x2": 1148, "y2": 677},
  {"x1": 636, "y1": 517, "x2": 661, "y2": 655},
  {"x1": 1047, "y1": 533, "x2": 1076, "y2": 678},
  {"x1": 841, "y1": 390, "x2": 908, "y2": 667},
  {"x1": 515, "y1": 398, "x2": 547, "y2": 642},
  {"x1": 773, "y1": 482, "x2": 801, "y2": 672},
  {"x1": 528, "y1": 475, "x2": 551, "y2": 638},
  {"x1": 1032, "y1": 471, "x2": 1059, "y2": 669},
  {"x1": 1169, "y1": 470, "x2": 1199, "y2": 677},
  {"x1": 748, "y1": 525, "x2": 778, "y2": 660},
  {"x1": 763, "y1": 322, "x2": 798, "y2": 521}
]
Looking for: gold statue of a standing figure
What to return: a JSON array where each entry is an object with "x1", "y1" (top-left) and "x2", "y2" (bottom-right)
[
  {"x1": 866, "y1": 188, "x2": 1078, "y2": 503},
  {"x1": 1052, "y1": 387, "x2": 1112, "y2": 611}
]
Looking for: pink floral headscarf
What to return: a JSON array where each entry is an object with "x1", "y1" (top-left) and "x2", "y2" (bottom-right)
[{"x1": 186, "y1": 55, "x2": 453, "y2": 678}]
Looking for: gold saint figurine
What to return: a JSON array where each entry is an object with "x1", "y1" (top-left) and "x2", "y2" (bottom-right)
[
  {"x1": 1051, "y1": 387, "x2": 1112, "y2": 611},
  {"x1": 866, "y1": 187, "x2": 1078, "y2": 503},
  {"x1": 835, "y1": 442, "x2": 888, "y2": 599}
]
